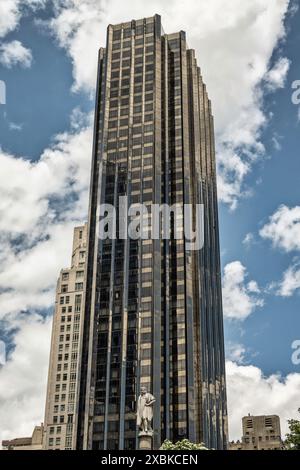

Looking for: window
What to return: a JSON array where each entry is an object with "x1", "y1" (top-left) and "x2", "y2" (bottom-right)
[
  {"x1": 66, "y1": 296, "x2": 70, "y2": 304},
  {"x1": 75, "y1": 283, "x2": 83, "y2": 291},
  {"x1": 61, "y1": 284, "x2": 68, "y2": 293},
  {"x1": 60, "y1": 297, "x2": 64, "y2": 305},
  {"x1": 65, "y1": 436, "x2": 72, "y2": 448},
  {"x1": 62, "y1": 273, "x2": 69, "y2": 281}
]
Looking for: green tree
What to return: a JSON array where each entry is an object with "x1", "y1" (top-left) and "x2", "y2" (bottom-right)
[
  {"x1": 160, "y1": 439, "x2": 209, "y2": 450},
  {"x1": 285, "y1": 408, "x2": 300, "y2": 450}
]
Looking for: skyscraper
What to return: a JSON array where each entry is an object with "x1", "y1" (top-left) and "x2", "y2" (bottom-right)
[
  {"x1": 43, "y1": 225, "x2": 87, "y2": 450},
  {"x1": 75, "y1": 14, "x2": 227, "y2": 450}
]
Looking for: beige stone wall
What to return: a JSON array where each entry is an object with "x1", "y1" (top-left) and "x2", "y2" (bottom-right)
[
  {"x1": 2, "y1": 425, "x2": 44, "y2": 450},
  {"x1": 229, "y1": 415, "x2": 284, "y2": 450}
]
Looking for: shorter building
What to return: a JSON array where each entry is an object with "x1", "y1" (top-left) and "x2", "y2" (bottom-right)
[
  {"x1": 229, "y1": 414, "x2": 284, "y2": 450},
  {"x1": 2, "y1": 424, "x2": 44, "y2": 450},
  {"x1": 43, "y1": 225, "x2": 87, "y2": 450}
]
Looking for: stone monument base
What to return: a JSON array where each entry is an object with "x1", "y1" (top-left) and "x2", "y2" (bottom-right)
[{"x1": 138, "y1": 431, "x2": 153, "y2": 450}]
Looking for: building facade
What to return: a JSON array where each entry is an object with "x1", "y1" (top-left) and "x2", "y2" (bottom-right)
[
  {"x1": 2, "y1": 425, "x2": 44, "y2": 450},
  {"x1": 74, "y1": 14, "x2": 227, "y2": 451},
  {"x1": 229, "y1": 415, "x2": 284, "y2": 450},
  {"x1": 43, "y1": 225, "x2": 87, "y2": 450}
]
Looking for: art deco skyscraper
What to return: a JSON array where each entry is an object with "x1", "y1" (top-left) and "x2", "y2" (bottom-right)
[
  {"x1": 75, "y1": 14, "x2": 227, "y2": 450},
  {"x1": 43, "y1": 225, "x2": 87, "y2": 450}
]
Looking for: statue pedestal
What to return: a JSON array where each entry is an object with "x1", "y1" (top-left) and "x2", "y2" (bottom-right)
[{"x1": 138, "y1": 431, "x2": 153, "y2": 450}]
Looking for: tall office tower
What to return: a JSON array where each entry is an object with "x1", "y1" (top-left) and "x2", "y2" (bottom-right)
[
  {"x1": 75, "y1": 14, "x2": 227, "y2": 450},
  {"x1": 43, "y1": 225, "x2": 87, "y2": 450}
]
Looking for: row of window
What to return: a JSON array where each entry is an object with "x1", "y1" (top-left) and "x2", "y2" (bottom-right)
[
  {"x1": 113, "y1": 43, "x2": 154, "y2": 55},
  {"x1": 111, "y1": 51, "x2": 154, "y2": 64},
  {"x1": 112, "y1": 36, "x2": 153, "y2": 53},
  {"x1": 112, "y1": 23, "x2": 154, "y2": 41},
  {"x1": 53, "y1": 403, "x2": 73, "y2": 413}
]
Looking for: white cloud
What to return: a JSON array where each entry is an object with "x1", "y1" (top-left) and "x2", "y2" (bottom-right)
[
  {"x1": 0, "y1": 0, "x2": 21, "y2": 38},
  {"x1": 260, "y1": 205, "x2": 300, "y2": 252},
  {"x1": 0, "y1": 109, "x2": 93, "y2": 441},
  {"x1": 276, "y1": 261, "x2": 300, "y2": 297},
  {"x1": 222, "y1": 261, "x2": 264, "y2": 320},
  {"x1": 9, "y1": 122, "x2": 23, "y2": 131},
  {"x1": 272, "y1": 132, "x2": 283, "y2": 151},
  {"x1": 0, "y1": 40, "x2": 33, "y2": 68},
  {"x1": 0, "y1": 113, "x2": 92, "y2": 236},
  {"x1": 0, "y1": 110, "x2": 92, "y2": 323},
  {"x1": 47, "y1": 0, "x2": 291, "y2": 208},
  {"x1": 0, "y1": 0, "x2": 47, "y2": 39},
  {"x1": 226, "y1": 343, "x2": 246, "y2": 364},
  {"x1": 0, "y1": 314, "x2": 51, "y2": 442},
  {"x1": 227, "y1": 360, "x2": 300, "y2": 441},
  {"x1": 243, "y1": 232, "x2": 254, "y2": 246},
  {"x1": 264, "y1": 57, "x2": 290, "y2": 90}
]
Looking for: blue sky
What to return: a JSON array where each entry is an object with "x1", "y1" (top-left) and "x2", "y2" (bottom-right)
[
  {"x1": 221, "y1": 6, "x2": 300, "y2": 377},
  {"x1": 0, "y1": 0, "x2": 300, "y2": 442}
]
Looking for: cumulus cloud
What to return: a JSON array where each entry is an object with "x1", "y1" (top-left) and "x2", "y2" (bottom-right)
[
  {"x1": 226, "y1": 361, "x2": 300, "y2": 440},
  {"x1": 0, "y1": 109, "x2": 92, "y2": 440},
  {"x1": 0, "y1": 111, "x2": 92, "y2": 236},
  {"x1": 0, "y1": 0, "x2": 21, "y2": 38},
  {"x1": 275, "y1": 261, "x2": 300, "y2": 297},
  {"x1": 0, "y1": 314, "x2": 51, "y2": 442},
  {"x1": 226, "y1": 343, "x2": 246, "y2": 364},
  {"x1": 264, "y1": 57, "x2": 290, "y2": 90},
  {"x1": 222, "y1": 261, "x2": 264, "y2": 320},
  {"x1": 0, "y1": 107, "x2": 93, "y2": 443},
  {"x1": 46, "y1": 0, "x2": 291, "y2": 208},
  {"x1": 260, "y1": 205, "x2": 300, "y2": 252},
  {"x1": 0, "y1": 40, "x2": 33, "y2": 68},
  {"x1": 0, "y1": 0, "x2": 47, "y2": 39},
  {"x1": 0, "y1": 110, "x2": 92, "y2": 323}
]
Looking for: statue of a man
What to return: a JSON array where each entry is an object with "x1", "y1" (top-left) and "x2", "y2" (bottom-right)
[{"x1": 136, "y1": 386, "x2": 156, "y2": 434}]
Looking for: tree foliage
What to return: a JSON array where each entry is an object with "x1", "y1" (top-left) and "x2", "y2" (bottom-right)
[
  {"x1": 160, "y1": 439, "x2": 209, "y2": 450},
  {"x1": 285, "y1": 408, "x2": 300, "y2": 450}
]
